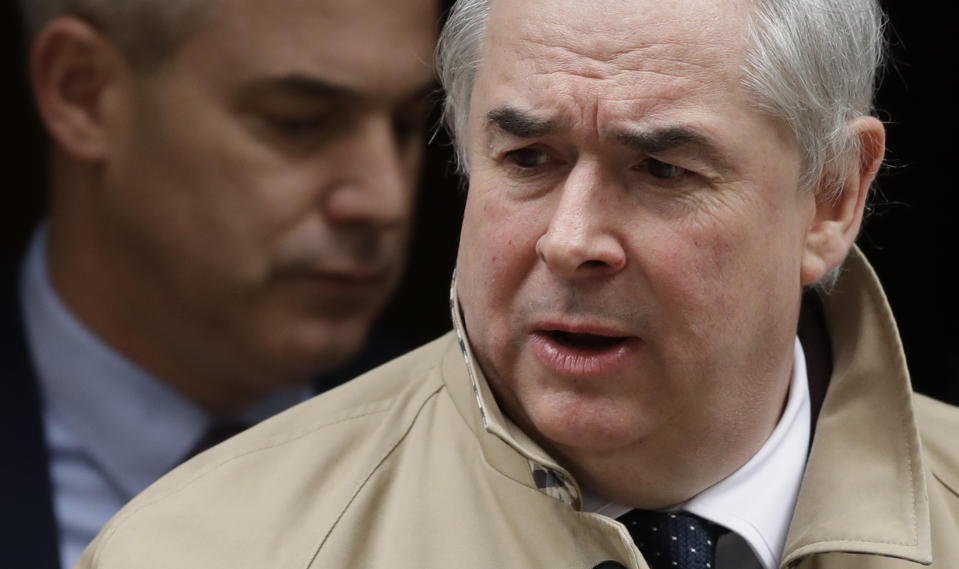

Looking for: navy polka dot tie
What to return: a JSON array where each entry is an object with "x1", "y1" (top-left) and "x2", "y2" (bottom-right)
[{"x1": 616, "y1": 510, "x2": 728, "y2": 569}]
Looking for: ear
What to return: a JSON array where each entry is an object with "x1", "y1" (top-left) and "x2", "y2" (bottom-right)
[
  {"x1": 800, "y1": 116, "x2": 885, "y2": 285},
  {"x1": 30, "y1": 17, "x2": 129, "y2": 162}
]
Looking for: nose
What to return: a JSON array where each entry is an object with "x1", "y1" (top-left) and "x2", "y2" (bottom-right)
[
  {"x1": 322, "y1": 113, "x2": 415, "y2": 229},
  {"x1": 535, "y1": 164, "x2": 627, "y2": 278}
]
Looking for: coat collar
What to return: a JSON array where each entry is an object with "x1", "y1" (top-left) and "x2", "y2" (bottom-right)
[
  {"x1": 782, "y1": 247, "x2": 931, "y2": 566},
  {"x1": 444, "y1": 274, "x2": 582, "y2": 507}
]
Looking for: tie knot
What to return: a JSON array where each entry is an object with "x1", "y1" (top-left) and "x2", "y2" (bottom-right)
[{"x1": 617, "y1": 510, "x2": 727, "y2": 569}]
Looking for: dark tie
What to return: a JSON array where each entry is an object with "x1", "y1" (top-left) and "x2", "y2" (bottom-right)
[{"x1": 616, "y1": 510, "x2": 728, "y2": 569}]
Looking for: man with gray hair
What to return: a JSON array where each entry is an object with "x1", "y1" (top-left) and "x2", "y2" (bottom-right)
[
  {"x1": 1, "y1": 0, "x2": 437, "y2": 567},
  {"x1": 74, "y1": 0, "x2": 959, "y2": 568}
]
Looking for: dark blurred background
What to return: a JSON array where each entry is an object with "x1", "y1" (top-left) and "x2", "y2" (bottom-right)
[
  {"x1": 859, "y1": 2, "x2": 958, "y2": 405},
  {"x1": 3, "y1": 2, "x2": 955, "y2": 404}
]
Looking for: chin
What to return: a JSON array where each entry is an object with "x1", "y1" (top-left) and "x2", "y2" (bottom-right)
[{"x1": 522, "y1": 394, "x2": 652, "y2": 456}]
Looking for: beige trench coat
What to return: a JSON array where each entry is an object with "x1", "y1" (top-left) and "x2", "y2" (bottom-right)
[{"x1": 77, "y1": 249, "x2": 959, "y2": 568}]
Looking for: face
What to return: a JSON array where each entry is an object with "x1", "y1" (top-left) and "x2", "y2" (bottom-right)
[
  {"x1": 96, "y1": 0, "x2": 436, "y2": 402},
  {"x1": 457, "y1": 0, "x2": 821, "y2": 500}
]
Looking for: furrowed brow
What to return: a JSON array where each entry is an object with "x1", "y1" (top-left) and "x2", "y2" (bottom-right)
[
  {"x1": 486, "y1": 107, "x2": 566, "y2": 138},
  {"x1": 615, "y1": 126, "x2": 734, "y2": 172}
]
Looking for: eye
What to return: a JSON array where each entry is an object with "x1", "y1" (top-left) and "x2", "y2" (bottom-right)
[
  {"x1": 267, "y1": 115, "x2": 329, "y2": 137},
  {"x1": 642, "y1": 158, "x2": 687, "y2": 180},
  {"x1": 504, "y1": 147, "x2": 550, "y2": 169}
]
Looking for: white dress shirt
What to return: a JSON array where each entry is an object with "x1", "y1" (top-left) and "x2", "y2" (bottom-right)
[
  {"x1": 583, "y1": 337, "x2": 812, "y2": 569},
  {"x1": 19, "y1": 227, "x2": 312, "y2": 569}
]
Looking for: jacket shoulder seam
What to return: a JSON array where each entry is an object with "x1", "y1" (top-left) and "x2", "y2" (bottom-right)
[{"x1": 306, "y1": 381, "x2": 445, "y2": 568}]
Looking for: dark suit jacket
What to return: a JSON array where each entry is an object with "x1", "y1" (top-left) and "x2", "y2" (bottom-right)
[{"x1": 0, "y1": 264, "x2": 61, "y2": 569}]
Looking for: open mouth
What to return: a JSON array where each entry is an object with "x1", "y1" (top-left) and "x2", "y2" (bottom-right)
[
  {"x1": 547, "y1": 330, "x2": 631, "y2": 351},
  {"x1": 531, "y1": 327, "x2": 640, "y2": 375}
]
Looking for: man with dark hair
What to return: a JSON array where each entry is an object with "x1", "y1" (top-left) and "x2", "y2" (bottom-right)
[
  {"x1": 1, "y1": 0, "x2": 437, "y2": 567},
  {"x1": 74, "y1": 0, "x2": 959, "y2": 568}
]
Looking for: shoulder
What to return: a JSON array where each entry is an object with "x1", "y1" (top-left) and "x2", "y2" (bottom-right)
[
  {"x1": 78, "y1": 333, "x2": 460, "y2": 568},
  {"x1": 913, "y1": 393, "x2": 959, "y2": 495}
]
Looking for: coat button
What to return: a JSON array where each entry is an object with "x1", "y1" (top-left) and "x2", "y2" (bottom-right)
[{"x1": 592, "y1": 562, "x2": 627, "y2": 569}]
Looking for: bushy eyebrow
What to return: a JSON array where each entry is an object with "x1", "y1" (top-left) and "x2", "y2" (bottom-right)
[
  {"x1": 486, "y1": 106, "x2": 569, "y2": 138},
  {"x1": 615, "y1": 126, "x2": 735, "y2": 173},
  {"x1": 614, "y1": 127, "x2": 708, "y2": 153},
  {"x1": 485, "y1": 105, "x2": 735, "y2": 173}
]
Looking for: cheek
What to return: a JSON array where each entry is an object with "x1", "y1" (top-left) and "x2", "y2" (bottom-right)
[
  {"x1": 190, "y1": 137, "x2": 343, "y2": 271},
  {"x1": 456, "y1": 186, "x2": 546, "y2": 360},
  {"x1": 642, "y1": 204, "x2": 803, "y2": 372},
  {"x1": 459, "y1": 187, "x2": 541, "y2": 292},
  {"x1": 639, "y1": 215, "x2": 762, "y2": 338}
]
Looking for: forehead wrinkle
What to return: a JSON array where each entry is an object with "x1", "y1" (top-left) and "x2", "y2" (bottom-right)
[
  {"x1": 498, "y1": 11, "x2": 749, "y2": 106},
  {"x1": 521, "y1": 39, "x2": 694, "y2": 82},
  {"x1": 513, "y1": 37, "x2": 739, "y2": 112},
  {"x1": 478, "y1": 1, "x2": 754, "y2": 154},
  {"x1": 550, "y1": 41, "x2": 727, "y2": 78}
]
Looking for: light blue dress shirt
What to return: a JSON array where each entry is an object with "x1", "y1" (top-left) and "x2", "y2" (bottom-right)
[{"x1": 19, "y1": 227, "x2": 312, "y2": 569}]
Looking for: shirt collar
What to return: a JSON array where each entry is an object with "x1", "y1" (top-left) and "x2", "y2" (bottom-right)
[
  {"x1": 680, "y1": 336, "x2": 811, "y2": 569},
  {"x1": 20, "y1": 226, "x2": 310, "y2": 499}
]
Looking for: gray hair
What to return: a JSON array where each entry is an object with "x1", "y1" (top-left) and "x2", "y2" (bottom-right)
[
  {"x1": 18, "y1": 0, "x2": 210, "y2": 68},
  {"x1": 436, "y1": 0, "x2": 886, "y2": 199}
]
